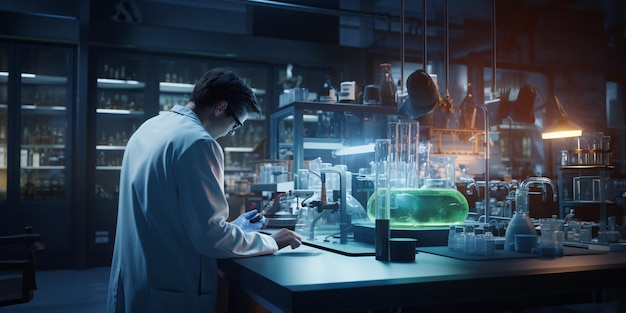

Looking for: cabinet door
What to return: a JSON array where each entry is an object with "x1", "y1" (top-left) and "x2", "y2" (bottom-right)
[
  {"x1": 90, "y1": 52, "x2": 150, "y2": 266},
  {"x1": 158, "y1": 58, "x2": 209, "y2": 112},
  {"x1": 19, "y1": 48, "x2": 71, "y2": 201},
  {"x1": 15, "y1": 45, "x2": 74, "y2": 268},
  {"x1": 95, "y1": 53, "x2": 148, "y2": 201},
  {"x1": 0, "y1": 47, "x2": 7, "y2": 200}
]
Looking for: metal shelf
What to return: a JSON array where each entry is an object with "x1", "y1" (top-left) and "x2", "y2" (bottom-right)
[
  {"x1": 270, "y1": 101, "x2": 397, "y2": 189},
  {"x1": 558, "y1": 165, "x2": 614, "y2": 232}
]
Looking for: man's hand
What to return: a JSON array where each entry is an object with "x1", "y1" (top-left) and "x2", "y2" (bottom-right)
[
  {"x1": 271, "y1": 228, "x2": 302, "y2": 250},
  {"x1": 231, "y1": 210, "x2": 266, "y2": 232}
]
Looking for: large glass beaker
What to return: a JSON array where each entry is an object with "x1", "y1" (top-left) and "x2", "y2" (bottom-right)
[{"x1": 367, "y1": 188, "x2": 469, "y2": 228}]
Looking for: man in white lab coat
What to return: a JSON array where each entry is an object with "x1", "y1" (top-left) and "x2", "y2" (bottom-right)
[{"x1": 106, "y1": 68, "x2": 302, "y2": 313}]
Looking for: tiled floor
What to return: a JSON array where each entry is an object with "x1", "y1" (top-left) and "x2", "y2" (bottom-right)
[{"x1": 0, "y1": 267, "x2": 109, "y2": 313}]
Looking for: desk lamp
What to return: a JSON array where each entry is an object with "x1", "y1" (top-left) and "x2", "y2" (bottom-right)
[{"x1": 541, "y1": 96, "x2": 583, "y2": 139}]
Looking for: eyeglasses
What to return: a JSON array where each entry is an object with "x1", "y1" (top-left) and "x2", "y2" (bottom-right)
[{"x1": 226, "y1": 107, "x2": 244, "y2": 136}]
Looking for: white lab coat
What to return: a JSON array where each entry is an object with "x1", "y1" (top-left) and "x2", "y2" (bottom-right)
[{"x1": 106, "y1": 105, "x2": 277, "y2": 313}]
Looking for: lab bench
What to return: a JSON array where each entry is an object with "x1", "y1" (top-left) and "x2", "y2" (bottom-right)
[{"x1": 218, "y1": 242, "x2": 626, "y2": 313}]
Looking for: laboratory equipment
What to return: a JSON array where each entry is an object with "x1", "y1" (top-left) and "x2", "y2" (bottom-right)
[
  {"x1": 374, "y1": 139, "x2": 391, "y2": 261},
  {"x1": 366, "y1": 188, "x2": 469, "y2": 228},
  {"x1": 447, "y1": 225, "x2": 456, "y2": 250},
  {"x1": 538, "y1": 217, "x2": 564, "y2": 257},
  {"x1": 423, "y1": 155, "x2": 457, "y2": 189},
  {"x1": 504, "y1": 177, "x2": 557, "y2": 251},
  {"x1": 389, "y1": 238, "x2": 417, "y2": 262},
  {"x1": 260, "y1": 191, "x2": 299, "y2": 230},
  {"x1": 514, "y1": 234, "x2": 537, "y2": 253},
  {"x1": 387, "y1": 121, "x2": 420, "y2": 189},
  {"x1": 503, "y1": 186, "x2": 536, "y2": 251}
]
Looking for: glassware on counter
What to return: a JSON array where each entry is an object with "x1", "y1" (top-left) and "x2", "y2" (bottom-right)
[
  {"x1": 367, "y1": 187, "x2": 469, "y2": 228},
  {"x1": 503, "y1": 186, "x2": 537, "y2": 251},
  {"x1": 538, "y1": 217, "x2": 564, "y2": 257}
]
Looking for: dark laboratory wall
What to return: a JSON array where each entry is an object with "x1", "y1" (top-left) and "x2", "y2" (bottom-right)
[
  {"x1": 86, "y1": 2, "x2": 356, "y2": 70},
  {"x1": 91, "y1": 0, "x2": 249, "y2": 36},
  {"x1": 0, "y1": 0, "x2": 76, "y2": 17},
  {"x1": 251, "y1": 0, "x2": 340, "y2": 45}
]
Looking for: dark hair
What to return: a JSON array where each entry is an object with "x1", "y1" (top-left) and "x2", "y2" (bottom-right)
[{"x1": 190, "y1": 68, "x2": 261, "y2": 117}]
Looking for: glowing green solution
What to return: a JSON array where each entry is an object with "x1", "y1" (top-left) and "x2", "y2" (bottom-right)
[{"x1": 367, "y1": 188, "x2": 469, "y2": 228}]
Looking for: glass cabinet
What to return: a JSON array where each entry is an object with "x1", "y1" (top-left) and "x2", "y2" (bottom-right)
[
  {"x1": 93, "y1": 55, "x2": 271, "y2": 202},
  {"x1": 214, "y1": 65, "x2": 268, "y2": 178},
  {"x1": 95, "y1": 53, "x2": 149, "y2": 201},
  {"x1": 19, "y1": 48, "x2": 72, "y2": 201},
  {"x1": 0, "y1": 43, "x2": 74, "y2": 267},
  {"x1": 158, "y1": 59, "x2": 209, "y2": 112},
  {"x1": 157, "y1": 59, "x2": 269, "y2": 193}
]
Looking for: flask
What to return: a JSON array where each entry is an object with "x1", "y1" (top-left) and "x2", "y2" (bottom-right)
[
  {"x1": 317, "y1": 75, "x2": 337, "y2": 103},
  {"x1": 366, "y1": 188, "x2": 469, "y2": 228},
  {"x1": 376, "y1": 63, "x2": 397, "y2": 107},
  {"x1": 504, "y1": 186, "x2": 537, "y2": 251}
]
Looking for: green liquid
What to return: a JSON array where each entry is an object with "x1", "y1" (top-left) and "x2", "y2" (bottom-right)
[{"x1": 367, "y1": 188, "x2": 469, "y2": 228}]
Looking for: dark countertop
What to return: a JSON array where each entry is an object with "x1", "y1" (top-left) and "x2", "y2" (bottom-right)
[{"x1": 218, "y1": 242, "x2": 626, "y2": 313}]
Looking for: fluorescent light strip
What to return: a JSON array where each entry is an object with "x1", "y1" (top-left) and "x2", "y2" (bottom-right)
[
  {"x1": 97, "y1": 78, "x2": 140, "y2": 85},
  {"x1": 0, "y1": 72, "x2": 37, "y2": 78},
  {"x1": 334, "y1": 143, "x2": 375, "y2": 156}
]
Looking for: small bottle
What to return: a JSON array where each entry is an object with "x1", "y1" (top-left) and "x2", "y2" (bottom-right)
[
  {"x1": 454, "y1": 226, "x2": 466, "y2": 252},
  {"x1": 474, "y1": 227, "x2": 485, "y2": 256},
  {"x1": 447, "y1": 225, "x2": 457, "y2": 250},
  {"x1": 484, "y1": 230, "x2": 495, "y2": 256},
  {"x1": 0, "y1": 147, "x2": 5, "y2": 167},
  {"x1": 464, "y1": 225, "x2": 475, "y2": 254},
  {"x1": 554, "y1": 230, "x2": 564, "y2": 257},
  {"x1": 308, "y1": 157, "x2": 323, "y2": 189},
  {"x1": 317, "y1": 75, "x2": 336, "y2": 103},
  {"x1": 376, "y1": 63, "x2": 397, "y2": 107},
  {"x1": 0, "y1": 125, "x2": 6, "y2": 144}
]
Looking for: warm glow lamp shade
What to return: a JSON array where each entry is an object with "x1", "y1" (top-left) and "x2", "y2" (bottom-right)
[
  {"x1": 541, "y1": 118, "x2": 584, "y2": 139},
  {"x1": 541, "y1": 96, "x2": 583, "y2": 139}
]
